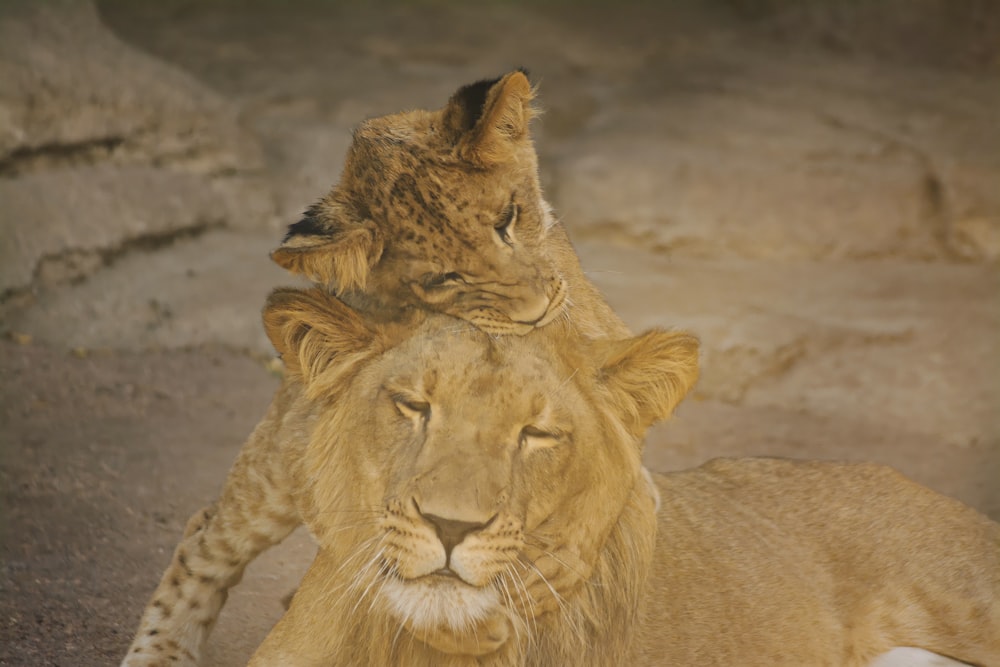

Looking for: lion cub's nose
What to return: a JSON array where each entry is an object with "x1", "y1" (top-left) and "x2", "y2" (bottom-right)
[{"x1": 421, "y1": 512, "x2": 492, "y2": 558}]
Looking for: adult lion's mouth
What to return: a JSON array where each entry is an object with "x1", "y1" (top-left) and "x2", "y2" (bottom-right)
[
  {"x1": 428, "y1": 567, "x2": 463, "y2": 581},
  {"x1": 380, "y1": 574, "x2": 509, "y2": 655}
]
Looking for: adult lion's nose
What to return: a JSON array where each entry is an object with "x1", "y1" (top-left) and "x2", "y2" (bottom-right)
[{"x1": 415, "y1": 502, "x2": 496, "y2": 558}]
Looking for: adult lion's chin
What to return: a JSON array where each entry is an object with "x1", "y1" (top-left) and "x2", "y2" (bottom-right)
[{"x1": 382, "y1": 574, "x2": 511, "y2": 656}]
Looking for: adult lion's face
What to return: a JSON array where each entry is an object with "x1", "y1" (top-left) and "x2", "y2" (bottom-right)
[{"x1": 263, "y1": 288, "x2": 699, "y2": 658}]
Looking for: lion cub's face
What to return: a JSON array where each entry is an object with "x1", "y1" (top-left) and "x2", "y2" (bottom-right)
[
  {"x1": 263, "y1": 288, "x2": 699, "y2": 656},
  {"x1": 271, "y1": 71, "x2": 568, "y2": 335}
]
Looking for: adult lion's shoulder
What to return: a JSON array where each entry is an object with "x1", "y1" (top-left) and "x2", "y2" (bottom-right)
[{"x1": 270, "y1": 71, "x2": 628, "y2": 339}]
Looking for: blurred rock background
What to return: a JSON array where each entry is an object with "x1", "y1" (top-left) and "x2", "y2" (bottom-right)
[{"x1": 1, "y1": 1, "x2": 997, "y2": 663}]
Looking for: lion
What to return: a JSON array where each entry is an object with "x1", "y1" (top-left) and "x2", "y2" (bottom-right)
[
  {"x1": 269, "y1": 69, "x2": 629, "y2": 340},
  {"x1": 122, "y1": 288, "x2": 999, "y2": 666}
]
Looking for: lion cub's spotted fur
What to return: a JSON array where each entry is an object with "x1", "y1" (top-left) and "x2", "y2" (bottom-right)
[
  {"x1": 271, "y1": 69, "x2": 628, "y2": 339},
  {"x1": 121, "y1": 288, "x2": 999, "y2": 666}
]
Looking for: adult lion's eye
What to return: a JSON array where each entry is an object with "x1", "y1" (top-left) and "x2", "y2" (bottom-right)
[
  {"x1": 394, "y1": 396, "x2": 431, "y2": 422},
  {"x1": 518, "y1": 425, "x2": 559, "y2": 450},
  {"x1": 495, "y1": 203, "x2": 517, "y2": 246}
]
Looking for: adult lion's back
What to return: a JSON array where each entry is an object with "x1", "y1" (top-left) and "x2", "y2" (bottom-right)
[{"x1": 634, "y1": 458, "x2": 1000, "y2": 666}]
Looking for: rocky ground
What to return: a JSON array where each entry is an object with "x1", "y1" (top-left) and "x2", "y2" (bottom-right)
[{"x1": 1, "y1": 1, "x2": 998, "y2": 664}]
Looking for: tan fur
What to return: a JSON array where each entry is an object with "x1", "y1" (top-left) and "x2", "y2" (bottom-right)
[
  {"x1": 123, "y1": 288, "x2": 999, "y2": 667},
  {"x1": 270, "y1": 71, "x2": 628, "y2": 339}
]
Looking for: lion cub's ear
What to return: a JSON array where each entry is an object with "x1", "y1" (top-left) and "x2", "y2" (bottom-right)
[
  {"x1": 597, "y1": 330, "x2": 700, "y2": 437},
  {"x1": 444, "y1": 69, "x2": 536, "y2": 167},
  {"x1": 270, "y1": 202, "x2": 385, "y2": 294},
  {"x1": 262, "y1": 288, "x2": 378, "y2": 396}
]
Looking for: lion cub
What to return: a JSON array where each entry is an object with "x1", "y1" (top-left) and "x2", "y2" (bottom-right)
[{"x1": 270, "y1": 69, "x2": 628, "y2": 339}]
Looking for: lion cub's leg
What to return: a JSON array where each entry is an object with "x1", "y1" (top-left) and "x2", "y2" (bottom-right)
[{"x1": 122, "y1": 431, "x2": 301, "y2": 667}]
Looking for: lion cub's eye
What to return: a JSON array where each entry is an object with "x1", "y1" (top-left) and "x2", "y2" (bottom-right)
[
  {"x1": 495, "y1": 204, "x2": 517, "y2": 247},
  {"x1": 425, "y1": 272, "x2": 464, "y2": 288},
  {"x1": 394, "y1": 396, "x2": 431, "y2": 423},
  {"x1": 518, "y1": 425, "x2": 559, "y2": 450}
]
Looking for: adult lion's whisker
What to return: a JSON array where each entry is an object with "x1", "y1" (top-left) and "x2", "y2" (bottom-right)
[
  {"x1": 521, "y1": 559, "x2": 586, "y2": 645},
  {"x1": 389, "y1": 606, "x2": 410, "y2": 657},
  {"x1": 493, "y1": 570, "x2": 522, "y2": 649},
  {"x1": 308, "y1": 520, "x2": 377, "y2": 537},
  {"x1": 348, "y1": 550, "x2": 388, "y2": 618},
  {"x1": 522, "y1": 536, "x2": 591, "y2": 582},
  {"x1": 501, "y1": 563, "x2": 536, "y2": 650},
  {"x1": 316, "y1": 507, "x2": 385, "y2": 516},
  {"x1": 367, "y1": 560, "x2": 395, "y2": 615}
]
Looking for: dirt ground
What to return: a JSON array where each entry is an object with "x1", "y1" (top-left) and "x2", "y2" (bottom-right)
[{"x1": 1, "y1": 1, "x2": 998, "y2": 665}]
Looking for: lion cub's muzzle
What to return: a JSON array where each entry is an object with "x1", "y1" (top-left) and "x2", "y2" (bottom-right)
[{"x1": 469, "y1": 275, "x2": 568, "y2": 336}]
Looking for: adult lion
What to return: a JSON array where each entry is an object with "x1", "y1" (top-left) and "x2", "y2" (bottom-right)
[{"x1": 123, "y1": 288, "x2": 999, "y2": 666}]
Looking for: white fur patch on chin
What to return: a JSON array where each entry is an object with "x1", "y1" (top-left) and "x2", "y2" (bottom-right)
[{"x1": 381, "y1": 576, "x2": 500, "y2": 632}]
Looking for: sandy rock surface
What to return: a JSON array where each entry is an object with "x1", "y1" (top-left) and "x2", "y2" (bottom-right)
[{"x1": 1, "y1": 1, "x2": 998, "y2": 664}]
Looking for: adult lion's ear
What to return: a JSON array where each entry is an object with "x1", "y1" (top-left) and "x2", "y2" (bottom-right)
[
  {"x1": 444, "y1": 69, "x2": 536, "y2": 167},
  {"x1": 597, "y1": 330, "x2": 700, "y2": 437},
  {"x1": 270, "y1": 201, "x2": 384, "y2": 293},
  {"x1": 262, "y1": 287, "x2": 378, "y2": 398}
]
